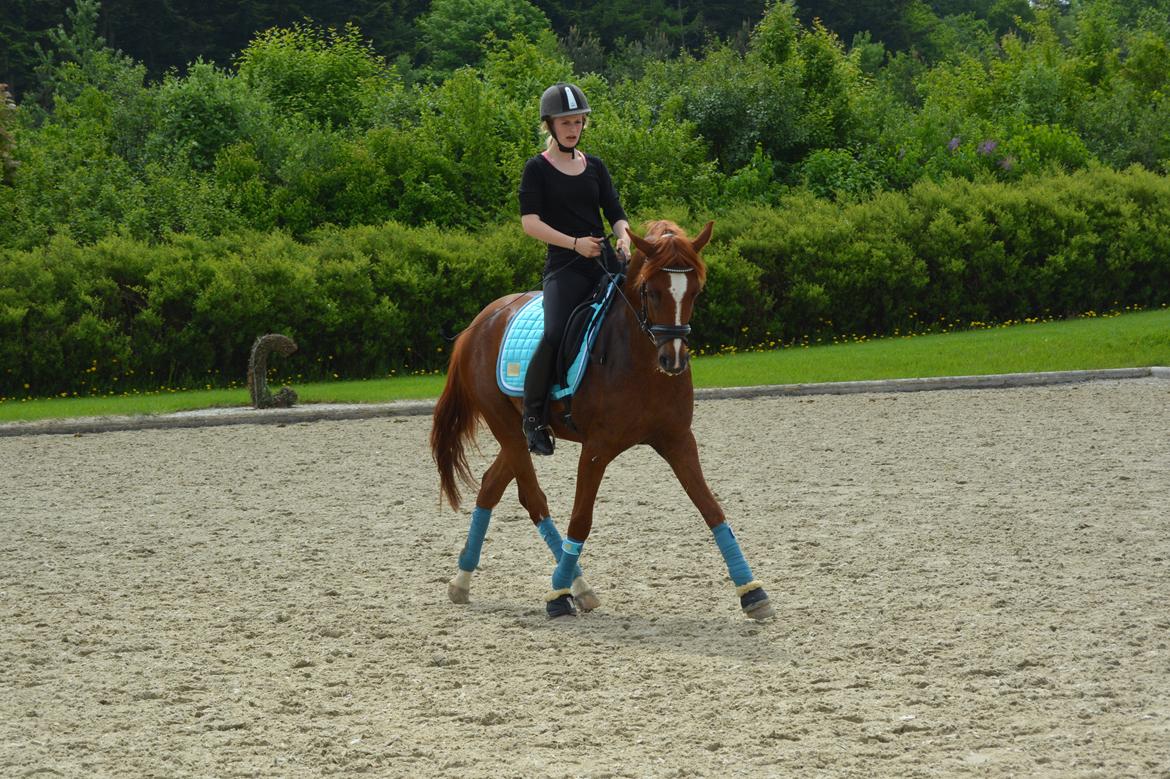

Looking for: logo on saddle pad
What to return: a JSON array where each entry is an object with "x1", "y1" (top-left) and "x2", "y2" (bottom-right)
[{"x1": 496, "y1": 281, "x2": 618, "y2": 399}]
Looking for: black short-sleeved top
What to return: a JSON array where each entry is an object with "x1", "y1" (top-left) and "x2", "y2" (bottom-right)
[{"x1": 518, "y1": 152, "x2": 628, "y2": 275}]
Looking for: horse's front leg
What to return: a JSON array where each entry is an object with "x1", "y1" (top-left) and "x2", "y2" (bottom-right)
[
  {"x1": 545, "y1": 444, "x2": 614, "y2": 618},
  {"x1": 654, "y1": 431, "x2": 775, "y2": 621}
]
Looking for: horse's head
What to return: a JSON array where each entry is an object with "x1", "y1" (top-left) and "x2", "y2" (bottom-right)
[{"x1": 625, "y1": 219, "x2": 713, "y2": 375}]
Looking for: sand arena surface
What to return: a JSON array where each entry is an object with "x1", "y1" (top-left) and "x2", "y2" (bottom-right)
[{"x1": 1, "y1": 378, "x2": 1168, "y2": 777}]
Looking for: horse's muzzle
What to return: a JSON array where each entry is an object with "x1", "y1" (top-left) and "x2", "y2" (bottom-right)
[
  {"x1": 649, "y1": 324, "x2": 691, "y2": 375},
  {"x1": 657, "y1": 342, "x2": 690, "y2": 375}
]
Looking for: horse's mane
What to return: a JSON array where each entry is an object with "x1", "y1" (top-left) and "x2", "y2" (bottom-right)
[{"x1": 632, "y1": 220, "x2": 708, "y2": 288}]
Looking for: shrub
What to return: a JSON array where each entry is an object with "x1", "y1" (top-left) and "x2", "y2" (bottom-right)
[
  {"x1": 6, "y1": 93, "x2": 148, "y2": 246},
  {"x1": 712, "y1": 166, "x2": 1170, "y2": 343},
  {"x1": 146, "y1": 60, "x2": 273, "y2": 171},
  {"x1": 0, "y1": 220, "x2": 545, "y2": 396},
  {"x1": 585, "y1": 98, "x2": 719, "y2": 215},
  {"x1": 236, "y1": 23, "x2": 394, "y2": 131},
  {"x1": 4, "y1": 165, "x2": 1170, "y2": 398},
  {"x1": 799, "y1": 148, "x2": 883, "y2": 200},
  {"x1": 0, "y1": 84, "x2": 17, "y2": 185}
]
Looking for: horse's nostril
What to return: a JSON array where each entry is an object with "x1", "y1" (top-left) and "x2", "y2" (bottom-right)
[{"x1": 658, "y1": 349, "x2": 690, "y2": 375}]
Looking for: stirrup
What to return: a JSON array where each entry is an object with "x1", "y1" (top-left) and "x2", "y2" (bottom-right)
[{"x1": 523, "y1": 416, "x2": 555, "y2": 456}]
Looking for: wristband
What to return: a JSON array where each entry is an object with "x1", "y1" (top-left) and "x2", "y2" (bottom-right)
[{"x1": 572, "y1": 237, "x2": 577, "y2": 252}]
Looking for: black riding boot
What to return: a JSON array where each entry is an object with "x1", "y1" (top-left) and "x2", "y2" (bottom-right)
[
  {"x1": 522, "y1": 399, "x2": 554, "y2": 456},
  {"x1": 523, "y1": 337, "x2": 557, "y2": 456}
]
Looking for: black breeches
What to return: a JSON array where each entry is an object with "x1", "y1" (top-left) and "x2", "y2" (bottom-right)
[{"x1": 523, "y1": 269, "x2": 599, "y2": 404}]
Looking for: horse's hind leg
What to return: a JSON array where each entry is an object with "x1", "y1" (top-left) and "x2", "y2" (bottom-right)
[
  {"x1": 504, "y1": 440, "x2": 601, "y2": 614},
  {"x1": 541, "y1": 442, "x2": 619, "y2": 618},
  {"x1": 448, "y1": 453, "x2": 514, "y2": 604},
  {"x1": 449, "y1": 441, "x2": 600, "y2": 611},
  {"x1": 523, "y1": 501, "x2": 601, "y2": 613}
]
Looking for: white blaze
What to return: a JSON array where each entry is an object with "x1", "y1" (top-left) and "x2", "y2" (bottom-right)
[
  {"x1": 669, "y1": 272, "x2": 687, "y2": 325},
  {"x1": 666, "y1": 272, "x2": 688, "y2": 371}
]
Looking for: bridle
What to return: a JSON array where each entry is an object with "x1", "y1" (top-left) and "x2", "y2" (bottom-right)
[
  {"x1": 638, "y1": 268, "x2": 695, "y2": 347},
  {"x1": 597, "y1": 231, "x2": 699, "y2": 349}
]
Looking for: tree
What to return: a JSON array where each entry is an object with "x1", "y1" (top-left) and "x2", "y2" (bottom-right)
[
  {"x1": 752, "y1": 0, "x2": 800, "y2": 66},
  {"x1": 536, "y1": 0, "x2": 766, "y2": 53},
  {"x1": 1, "y1": 0, "x2": 431, "y2": 95},
  {"x1": 417, "y1": 0, "x2": 551, "y2": 77},
  {"x1": 0, "y1": 0, "x2": 70, "y2": 99},
  {"x1": 794, "y1": 0, "x2": 918, "y2": 52},
  {"x1": 30, "y1": 0, "x2": 142, "y2": 104},
  {"x1": 235, "y1": 22, "x2": 394, "y2": 129},
  {"x1": 929, "y1": 0, "x2": 1035, "y2": 35},
  {"x1": 0, "y1": 83, "x2": 18, "y2": 184}
]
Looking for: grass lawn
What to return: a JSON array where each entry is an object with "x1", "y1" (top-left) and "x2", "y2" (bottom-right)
[
  {"x1": 692, "y1": 308, "x2": 1170, "y2": 387},
  {"x1": 2, "y1": 308, "x2": 1168, "y2": 424}
]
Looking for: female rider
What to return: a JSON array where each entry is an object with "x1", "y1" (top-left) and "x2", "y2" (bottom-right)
[{"x1": 518, "y1": 82, "x2": 630, "y2": 456}]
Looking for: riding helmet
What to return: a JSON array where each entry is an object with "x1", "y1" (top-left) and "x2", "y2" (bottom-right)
[{"x1": 540, "y1": 83, "x2": 591, "y2": 120}]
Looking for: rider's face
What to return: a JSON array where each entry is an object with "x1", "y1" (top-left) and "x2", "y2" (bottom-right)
[{"x1": 552, "y1": 115, "x2": 585, "y2": 146}]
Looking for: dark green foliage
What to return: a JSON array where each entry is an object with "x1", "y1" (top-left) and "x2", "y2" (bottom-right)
[
  {"x1": 0, "y1": 221, "x2": 545, "y2": 396},
  {"x1": 537, "y1": 0, "x2": 767, "y2": 56},
  {"x1": 1, "y1": 0, "x2": 430, "y2": 100},
  {"x1": 585, "y1": 81, "x2": 720, "y2": 213},
  {"x1": 148, "y1": 61, "x2": 272, "y2": 171},
  {"x1": 7, "y1": 1, "x2": 1170, "y2": 397},
  {"x1": 6, "y1": 0, "x2": 1170, "y2": 246},
  {"x1": 5, "y1": 167, "x2": 1170, "y2": 396},
  {"x1": 706, "y1": 166, "x2": 1170, "y2": 348},
  {"x1": 799, "y1": 148, "x2": 884, "y2": 200},
  {"x1": 416, "y1": 0, "x2": 551, "y2": 78},
  {"x1": 235, "y1": 23, "x2": 394, "y2": 130},
  {"x1": 0, "y1": 84, "x2": 17, "y2": 184}
]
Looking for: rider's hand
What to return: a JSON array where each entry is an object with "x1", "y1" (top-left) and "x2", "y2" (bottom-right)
[
  {"x1": 615, "y1": 236, "x2": 631, "y2": 260},
  {"x1": 574, "y1": 236, "x2": 604, "y2": 258}
]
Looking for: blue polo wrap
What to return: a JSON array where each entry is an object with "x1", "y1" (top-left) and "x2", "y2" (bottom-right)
[
  {"x1": 552, "y1": 536, "x2": 585, "y2": 591},
  {"x1": 457, "y1": 506, "x2": 492, "y2": 573},
  {"x1": 712, "y1": 522, "x2": 754, "y2": 587},
  {"x1": 536, "y1": 516, "x2": 583, "y2": 581}
]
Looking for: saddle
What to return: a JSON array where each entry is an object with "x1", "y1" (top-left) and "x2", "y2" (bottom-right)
[{"x1": 496, "y1": 275, "x2": 621, "y2": 409}]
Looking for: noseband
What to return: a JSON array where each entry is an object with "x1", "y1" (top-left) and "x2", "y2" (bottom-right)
[{"x1": 638, "y1": 267, "x2": 695, "y2": 347}]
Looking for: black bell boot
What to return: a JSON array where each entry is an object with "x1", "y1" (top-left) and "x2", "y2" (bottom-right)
[{"x1": 522, "y1": 411, "x2": 555, "y2": 456}]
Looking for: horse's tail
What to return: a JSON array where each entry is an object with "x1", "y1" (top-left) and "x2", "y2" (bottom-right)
[{"x1": 430, "y1": 334, "x2": 480, "y2": 512}]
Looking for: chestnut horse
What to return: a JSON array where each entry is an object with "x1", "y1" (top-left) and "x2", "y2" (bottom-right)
[{"x1": 430, "y1": 220, "x2": 774, "y2": 620}]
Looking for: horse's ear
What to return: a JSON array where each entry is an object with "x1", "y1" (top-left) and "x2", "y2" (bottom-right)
[
  {"x1": 626, "y1": 227, "x2": 654, "y2": 258},
  {"x1": 691, "y1": 220, "x2": 714, "y2": 253}
]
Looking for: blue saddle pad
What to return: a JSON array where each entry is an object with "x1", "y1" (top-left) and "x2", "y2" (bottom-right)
[{"x1": 497, "y1": 281, "x2": 618, "y2": 399}]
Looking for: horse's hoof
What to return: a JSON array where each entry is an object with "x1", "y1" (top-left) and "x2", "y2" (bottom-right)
[
  {"x1": 448, "y1": 581, "x2": 470, "y2": 605},
  {"x1": 444, "y1": 568, "x2": 472, "y2": 603},
  {"x1": 573, "y1": 589, "x2": 601, "y2": 612},
  {"x1": 741, "y1": 587, "x2": 775, "y2": 621},
  {"x1": 448, "y1": 570, "x2": 473, "y2": 604},
  {"x1": 571, "y1": 577, "x2": 600, "y2": 612},
  {"x1": 545, "y1": 593, "x2": 578, "y2": 619}
]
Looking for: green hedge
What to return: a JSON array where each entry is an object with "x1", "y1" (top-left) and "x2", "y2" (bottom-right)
[
  {"x1": 3, "y1": 166, "x2": 1169, "y2": 398},
  {"x1": 0, "y1": 222, "x2": 544, "y2": 396},
  {"x1": 698, "y1": 164, "x2": 1170, "y2": 349}
]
